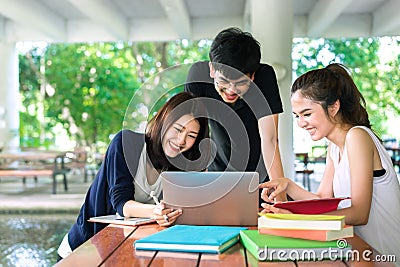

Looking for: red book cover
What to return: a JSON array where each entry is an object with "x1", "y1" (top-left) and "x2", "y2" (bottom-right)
[{"x1": 272, "y1": 197, "x2": 350, "y2": 214}]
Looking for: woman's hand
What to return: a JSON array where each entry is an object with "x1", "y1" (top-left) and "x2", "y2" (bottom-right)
[
  {"x1": 259, "y1": 178, "x2": 290, "y2": 202},
  {"x1": 260, "y1": 202, "x2": 292, "y2": 214},
  {"x1": 153, "y1": 200, "x2": 182, "y2": 227}
]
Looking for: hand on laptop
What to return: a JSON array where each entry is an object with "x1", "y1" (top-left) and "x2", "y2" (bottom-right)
[{"x1": 153, "y1": 200, "x2": 182, "y2": 227}]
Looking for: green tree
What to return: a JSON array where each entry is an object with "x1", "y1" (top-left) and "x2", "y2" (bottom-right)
[
  {"x1": 19, "y1": 47, "x2": 51, "y2": 147},
  {"x1": 19, "y1": 40, "x2": 211, "y2": 149},
  {"x1": 44, "y1": 42, "x2": 139, "y2": 146},
  {"x1": 124, "y1": 40, "x2": 210, "y2": 132},
  {"x1": 379, "y1": 38, "x2": 400, "y2": 118},
  {"x1": 21, "y1": 37, "x2": 397, "y2": 148}
]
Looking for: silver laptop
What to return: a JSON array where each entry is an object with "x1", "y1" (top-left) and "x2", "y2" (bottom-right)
[{"x1": 161, "y1": 171, "x2": 259, "y2": 226}]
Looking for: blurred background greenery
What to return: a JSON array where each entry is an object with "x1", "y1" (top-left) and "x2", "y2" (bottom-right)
[{"x1": 17, "y1": 37, "x2": 399, "y2": 153}]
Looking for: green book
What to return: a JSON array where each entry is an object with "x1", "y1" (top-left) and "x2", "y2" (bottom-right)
[{"x1": 240, "y1": 230, "x2": 351, "y2": 261}]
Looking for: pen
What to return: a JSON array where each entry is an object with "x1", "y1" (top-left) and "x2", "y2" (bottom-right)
[{"x1": 149, "y1": 191, "x2": 160, "y2": 205}]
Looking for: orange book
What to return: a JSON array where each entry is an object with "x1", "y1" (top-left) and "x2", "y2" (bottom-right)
[{"x1": 258, "y1": 225, "x2": 353, "y2": 241}]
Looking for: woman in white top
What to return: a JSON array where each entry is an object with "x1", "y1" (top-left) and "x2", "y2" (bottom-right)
[{"x1": 259, "y1": 63, "x2": 400, "y2": 258}]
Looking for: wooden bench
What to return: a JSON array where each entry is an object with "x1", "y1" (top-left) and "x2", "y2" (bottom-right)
[
  {"x1": 65, "y1": 149, "x2": 96, "y2": 183},
  {"x1": 0, "y1": 155, "x2": 70, "y2": 194},
  {"x1": 0, "y1": 168, "x2": 69, "y2": 194}
]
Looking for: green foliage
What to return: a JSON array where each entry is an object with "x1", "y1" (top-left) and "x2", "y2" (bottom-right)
[
  {"x1": 19, "y1": 47, "x2": 42, "y2": 146},
  {"x1": 44, "y1": 42, "x2": 139, "y2": 146},
  {"x1": 18, "y1": 40, "x2": 211, "y2": 148},
  {"x1": 379, "y1": 38, "x2": 400, "y2": 117},
  {"x1": 18, "y1": 37, "x2": 398, "y2": 149}
]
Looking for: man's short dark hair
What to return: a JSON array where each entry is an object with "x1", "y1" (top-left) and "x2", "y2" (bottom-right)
[{"x1": 209, "y1": 27, "x2": 261, "y2": 79}]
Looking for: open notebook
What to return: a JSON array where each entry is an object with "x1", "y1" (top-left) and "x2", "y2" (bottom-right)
[{"x1": 89, "y1": 214, "x2": 155, "y2": 226}]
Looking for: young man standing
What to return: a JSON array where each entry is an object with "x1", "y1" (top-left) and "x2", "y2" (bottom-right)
[{"x1": 185, "y1": 27, "x2": 285, "y2": 200}]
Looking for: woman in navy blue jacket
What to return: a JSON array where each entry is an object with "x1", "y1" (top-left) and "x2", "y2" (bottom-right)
[{"x1": 58, "y1": 92, "x2": 209, "y2": 259}]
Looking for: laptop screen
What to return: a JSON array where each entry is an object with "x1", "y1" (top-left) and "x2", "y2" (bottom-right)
[{"x1": 161, "y1": 171, "x2": 259, "y2": 226}]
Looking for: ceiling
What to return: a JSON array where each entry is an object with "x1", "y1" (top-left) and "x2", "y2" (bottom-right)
[{"x1": 0, "y1": 0, "x2": 399, "y2": 43}]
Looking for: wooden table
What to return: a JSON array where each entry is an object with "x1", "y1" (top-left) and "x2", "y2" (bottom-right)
[{"x1": 55, "y1": 223, "x2": 396, "y2": 267}]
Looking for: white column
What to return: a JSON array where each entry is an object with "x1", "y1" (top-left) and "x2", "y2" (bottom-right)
[
  {"x1": 251, "y1": 0, "x2": 294, "y2": 178},
  {"x1": 0, "y1": 42, "x2": 20, "y2": 152}
]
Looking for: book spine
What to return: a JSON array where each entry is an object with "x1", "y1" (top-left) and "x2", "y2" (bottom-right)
[
  {"x1": 239, "y1": 231, "x2": 261, "y2": 260},
  {"x1": 259, "y1": 218, "x2": 343, "y2": 230},
  {"x1": 258, "y1": 228, "x2": 327, "y2": 241},
  {"x1": 134, "y1": 244, "x2": 220, "y2": 254}
]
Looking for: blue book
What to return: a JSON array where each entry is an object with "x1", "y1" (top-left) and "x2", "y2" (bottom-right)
[{"x1": 134, "y1": 225, "x2": 247, "y2": 254}]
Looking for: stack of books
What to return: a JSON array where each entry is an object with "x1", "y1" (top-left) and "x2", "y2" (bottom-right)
[
  {"x1": 134, "y1": 225, "x2": 247, "y2": 254},
  {"x1": 240, "y1": 213, "x2": 353, "y2": 261},
  {"x1": 258, "y1": 213, "x2": 353, "y2": 241}
]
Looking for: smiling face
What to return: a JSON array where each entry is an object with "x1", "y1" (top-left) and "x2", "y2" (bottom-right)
[
  {"x1": 162, "y1": 114, "x2": 200, "y2": 158},
  {"x1": 209, "y1": 63, "x2": 252, "y2": 104},
  {"x1": 291, "y1": 91, "x2": 337, "y2": 141}
]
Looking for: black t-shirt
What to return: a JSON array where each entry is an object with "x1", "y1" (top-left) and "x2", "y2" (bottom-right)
[{"x1": 184, "y1": 61, "x2": 283, "y2": 182}]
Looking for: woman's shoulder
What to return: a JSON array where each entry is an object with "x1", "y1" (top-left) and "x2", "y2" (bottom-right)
[
  {"x1": 120, "y1": 129, "x2": 145, "y2": 138},
  {"x1": 107, "y1": 130, "x2": 145, "y2": 151},
  {"x1": 347, "y1": 126, "x2": 375, "y2": 143},
  {"x1": 112, "y1": 129, "x2": 145, "y2": 140},
  {"x1": 345, "y1": 127, "x2": 377, "y2": 153}
]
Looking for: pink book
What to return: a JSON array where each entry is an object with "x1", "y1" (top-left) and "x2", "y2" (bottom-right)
[{"x1": 259, "y1": 225, "x2": 353, "y2": 241}]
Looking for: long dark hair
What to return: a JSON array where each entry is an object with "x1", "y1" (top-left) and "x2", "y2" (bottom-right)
[
  {"x1": 291, "y1": 63, "x2": 371, "y2": 129},
  {"x1": 145, "y1": 92, "x2": 209, "y2": 171}
]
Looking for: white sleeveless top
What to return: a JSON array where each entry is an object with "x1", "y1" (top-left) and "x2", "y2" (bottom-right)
[
  {"x1": 331, "y1": 126, "x2": 400, "y2": 258},
  {"x1": 133, "y1": 145, "x2": 162, "y2": 204}
]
